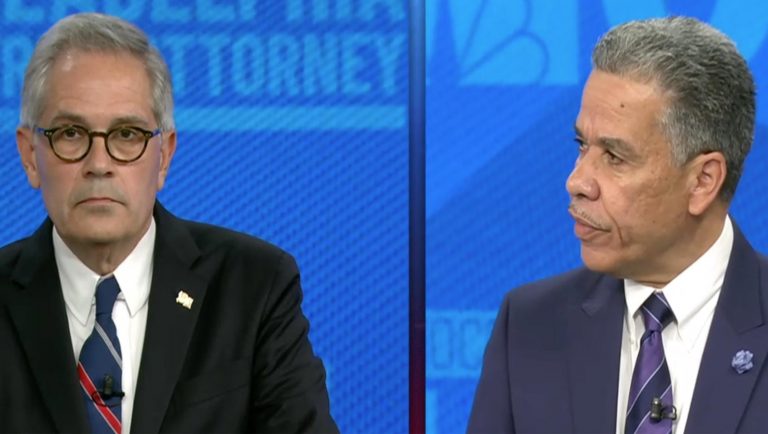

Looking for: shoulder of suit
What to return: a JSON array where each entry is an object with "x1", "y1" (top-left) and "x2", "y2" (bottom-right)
[
  {"x1": 0, "y1": 236, "x2": 30, "y2": 275},
  {"x1": 757, "y1": 252, "x2": 768, "y2": 268},
  {"x1": 503, "y1": 267, "x2": 606, "y2": 309},
  {"x1": 173, "y1": 217, "x2": 296, "y2": 268},
  {"x1": 0, "y1": 237, "x2": 32, "y2": 302}
]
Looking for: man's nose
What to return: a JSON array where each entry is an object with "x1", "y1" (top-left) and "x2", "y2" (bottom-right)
[
  {"x1": 81, "y1": 134, "x2": 114, "y2": 176},
  {"x1": 566, "y1": 150, "x2": 599, "y2": 201}
]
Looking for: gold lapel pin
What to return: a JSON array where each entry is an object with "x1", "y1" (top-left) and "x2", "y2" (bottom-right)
[{"x1": 176, "y1": 290, "x2": 194, "y2": 310}]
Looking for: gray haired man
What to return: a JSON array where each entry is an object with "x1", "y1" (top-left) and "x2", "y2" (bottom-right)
[
  {"x1": 469, "y1": 16, "x2": 766, "y2": 434},
  {"x1": 0, "y1": 12, "x2": 337, "y2": 433}
]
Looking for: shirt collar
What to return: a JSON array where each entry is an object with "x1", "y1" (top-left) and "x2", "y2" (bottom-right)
[
  {"x1": 624, "y1": 215, "x2": 734, "y2": 347},
  {"x1": 55, "y1": 218, "x2": 156, "y2": 325}
]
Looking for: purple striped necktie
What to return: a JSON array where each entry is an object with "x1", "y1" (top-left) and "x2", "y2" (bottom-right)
[
  {"x1": 625, "y1": 292, "x2": 676, "y2": 434},
  {"x1": 77, "y1": 276, "x2": 123, "y2": 434}
]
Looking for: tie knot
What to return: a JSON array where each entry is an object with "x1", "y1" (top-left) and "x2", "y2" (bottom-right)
[
  {"x1": 640, "y1": 292, "x2": 674, "y2": 332},
  {"x1": 95, "y1": 276, "x2": 121, "y2": 316}
]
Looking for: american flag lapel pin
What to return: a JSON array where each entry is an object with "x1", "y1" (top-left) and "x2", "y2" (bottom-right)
[{"x1": 176, "y1": 290, "x2": 194, "y2": 310}]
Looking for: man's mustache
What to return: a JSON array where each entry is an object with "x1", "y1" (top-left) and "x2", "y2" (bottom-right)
[{"x1": 568, "y1": 204, "x2": 609, "y2": 231}]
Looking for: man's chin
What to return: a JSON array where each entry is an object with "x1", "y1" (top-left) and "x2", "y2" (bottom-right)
[
  {"x1": 56, "y1": 221, "x2": 125, "y2": 246},
  {"x1": 580, "y1": 247, "x2": 621, "y2": 275}
]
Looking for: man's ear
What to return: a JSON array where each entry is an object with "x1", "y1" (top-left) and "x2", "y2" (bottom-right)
[
  {"x1": 157, "y1": 130, "x2": 176, "y2": 191},
  {"x1": 17, "y1": 127, "x2": 41, "y2": 189},
  {"x1": 687, "y1": 151, "x2": 726, "y2": 216}
]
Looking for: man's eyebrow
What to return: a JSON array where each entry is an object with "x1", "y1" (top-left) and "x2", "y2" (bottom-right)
[
  {"x1": 597, "y1": 136, "x2": 639, "y2": 159},
  {"x1": 48, "y1": 112, "x2": 88, "y2": 126},
  {"x1": 573, "y1": 125, "x2": 639, "y2": 159},
  {"x1": 46, "y1": 112, "x2": 151, "y2": 129},
  {"x1": 109, "y1": 116, "x2": 151, "y2": 128}
]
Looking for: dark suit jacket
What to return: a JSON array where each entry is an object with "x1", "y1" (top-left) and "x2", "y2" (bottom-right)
[
  {"x1": 468, "y1": 224, "x2": 768, "y2": 434},
  {"x1": 0, "y1": 203, "x2": 338, "y2": 433}
]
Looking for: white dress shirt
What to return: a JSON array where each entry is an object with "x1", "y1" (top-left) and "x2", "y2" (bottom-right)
[
  {"x1": 55, "y1": 219, "x2": 155, "y2": 434},
  {"x1": 615, "y1": 216, "x2": 733, "y2": 434}
]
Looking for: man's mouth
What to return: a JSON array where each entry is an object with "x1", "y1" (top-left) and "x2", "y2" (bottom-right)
[
  {"x1": 78, "y1": 197, "x2": 117, "y2": 205},
  {"x1": 568, "y1": 205, "x2": 609, "y2": 236}
]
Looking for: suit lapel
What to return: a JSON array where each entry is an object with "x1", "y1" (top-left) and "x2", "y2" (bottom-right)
[
  {"x1": 6, "y1": 220, "x2": 89, "y2": 433},
  {"x1": 685, "y1": 225, "x2": 767, "y2": 434},
  {"x1": 567, "y1": 273, "x2": 625, "y2": 434},
  {"x1": 130, "y1": 204, "x2": 208, "y2": 433}
]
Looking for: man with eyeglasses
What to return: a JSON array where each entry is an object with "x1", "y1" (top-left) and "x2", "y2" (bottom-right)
[{"x1": 0, "y1": 13, "x2": 337, "y2": 434}]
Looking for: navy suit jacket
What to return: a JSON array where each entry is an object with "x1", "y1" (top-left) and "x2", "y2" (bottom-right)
[
  {"x1": 468, "y1": 225, "x2": 768, "y2": 433},
  {"x1": 0, "y1": 203, "x2": 338, "y2": 433}
]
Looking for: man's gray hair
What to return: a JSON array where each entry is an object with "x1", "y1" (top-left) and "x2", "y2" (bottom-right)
[
  {"x1": 20, "y1": 13, "x2": 174, "y2": 130},
  {"x1": 593, "y1": 16, "x2": 755, "y2": 200}
]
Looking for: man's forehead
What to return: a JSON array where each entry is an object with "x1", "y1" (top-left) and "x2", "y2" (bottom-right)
[
  {"x1": 582, "y1": 70, "x2": 665, "y2": 109},
  {"x1": 45, "y1": 49, "x2": 150, "y2": 90},
  {"x1": 50, "y1": 48, "x2": 142, "y2": 67},
  {"x1": 577, "y1": 71, "x2": 668, "y2": 134},
  {"x1": 574, "y1": 71, "x2": 674, "y2": 158},
  {"x1": 39, "y1": 49, "x2": 154, "y2": 126}
]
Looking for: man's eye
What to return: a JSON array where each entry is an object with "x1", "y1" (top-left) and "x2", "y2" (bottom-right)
[
  {"x1": 117, "y1": 128, "x2": 138, "y2": 139},
  {"x1": 605, "y1": 151, "x2": 624, "y2": 165},
  {"x1": 62, "y1": 127, "x2": 82, "y2": 139},
  {"x1": 574, "y1": 138, "x2": 587, "y2": 152}
]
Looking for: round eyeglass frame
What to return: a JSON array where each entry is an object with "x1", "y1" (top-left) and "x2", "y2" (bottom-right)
[{"x1": 33, "y1": 124, "x2": 162, "y2": 163}]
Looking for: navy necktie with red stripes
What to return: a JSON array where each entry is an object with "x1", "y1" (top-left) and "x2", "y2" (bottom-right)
[
  {"x1": 77, "y1": 276, "x2": 123, "y2": 434},
  {"x1": 625, "y1": 292, "x2": 675, "y2": 434}
]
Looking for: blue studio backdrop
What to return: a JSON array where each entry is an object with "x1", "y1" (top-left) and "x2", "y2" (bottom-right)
[
  {"x1": 0, "y1": 1, "x2": 408, "y2": 432},
  {"x1": 426, "y1": 1, "x2": 768, "y2": 433}
]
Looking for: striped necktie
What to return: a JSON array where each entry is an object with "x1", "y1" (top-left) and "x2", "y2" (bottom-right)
[
  {"x1": 77, "y1": 276, "x2": 123, "y2": 434},
  {"x1": 625, "y1": 292, "x2": 675, "y2": 434}
]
